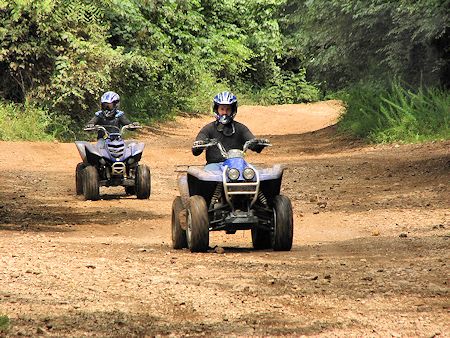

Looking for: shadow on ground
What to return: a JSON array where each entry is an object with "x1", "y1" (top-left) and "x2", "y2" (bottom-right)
[{"x1": 0, "y1": 189, "x2": 162, "y2": 233}]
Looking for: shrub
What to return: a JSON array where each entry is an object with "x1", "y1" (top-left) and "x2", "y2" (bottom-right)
[
  {"x1": 0, "y1": 100, "x2": 72, "y2": 141},
  {"x1": 0, "y1": 315, "x2": 9, "y2": 333},
  {"x1": 338, "y1": 81, "x2": 450, "y2": 143}
]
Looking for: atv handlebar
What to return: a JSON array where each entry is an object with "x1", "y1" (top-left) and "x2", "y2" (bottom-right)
[
  {"x1": 243, "y1": 138, "x2": 271, "y2": 152},
  {"x1": 84, "y1": 124, "x2": 141, "y2": 136},
  {"x1": 192, "y1": 138, "x2": 228, "y2": 157},
  {"x1": 192, "y1": 138, "x2": 271, "y2": 158}
]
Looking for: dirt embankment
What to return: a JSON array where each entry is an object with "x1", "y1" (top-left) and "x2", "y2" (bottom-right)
[{"x1": 0, "y1": 100, "x2": 449, "y2": 337}]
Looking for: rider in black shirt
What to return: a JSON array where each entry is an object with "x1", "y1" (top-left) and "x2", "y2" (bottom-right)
[
  {"x1": 86, "y1": 91, "x2": 136, "y2": 139},
  {"x1": 192, "y1": 91, "x2": 265, "y2": 170}
]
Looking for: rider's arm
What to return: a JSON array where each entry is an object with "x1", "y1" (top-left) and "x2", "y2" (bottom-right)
[
  {"x1": 117, "y1": 111, "x2": 132, "y2": 126},
  {"x1": 240, "y1": 124, "x2": 265, "y2": 153},
  {"x1": 86, "y1": 115, "x2": 100, "y2": 128},
  {"x1": 192, "y1": 125, "x2": 210, "y2": 156}
]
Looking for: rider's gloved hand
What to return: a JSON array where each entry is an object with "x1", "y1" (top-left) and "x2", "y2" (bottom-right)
[
  {"x1": 192, "y1": 139, "x2": 207, "y2": 156},
  {"x1": 85, "y1": 124, "x2": 95, "y2": 129},
  {"x1": 131, "y1": 122, "x2": 140, "y2": 127},
  {"x1": 249, "y1": 138, "x2": 270, "y2": 153},
  {"x1": 193, "y1": 140, "x2": 206, "y2": 147}
]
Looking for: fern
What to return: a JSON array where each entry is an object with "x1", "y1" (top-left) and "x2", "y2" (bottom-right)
[{"x1": 54, "y1": 0, "x2": 104, "y2": 27}]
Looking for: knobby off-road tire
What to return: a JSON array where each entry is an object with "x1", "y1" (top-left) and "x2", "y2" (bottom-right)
[
  {"x1": 125, "y1": 186, "x2": 136, "y2": 195},
  {"x1": 186, "y1": 195, "x2": 209, "y2": 252},
  {"x1": 272, "y1": 195, "x2": 293, "y2": 251},
  {"x1": 136, "y1": 164, "x2": 151, "y2": 199},
  {"x1": 83, "y1": 166, "x2": 100, "y2": 201},
  {"x1": 251, "y1": 227, "x2": 272, "y2": 250},
  {"x1": 172, "y1": 196, "x2": 187, "y2": 249},
  {"x1": 75, "y1": 162, "x2": 86, "y2": 195}
]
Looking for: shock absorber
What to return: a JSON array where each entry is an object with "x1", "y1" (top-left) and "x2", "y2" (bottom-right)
[
  {"x1": 210, "y1": 183, "x2": 223, "y2": 208},
  {"x1": 258, "y1": 191, "x2": 268, "y2": 206}
]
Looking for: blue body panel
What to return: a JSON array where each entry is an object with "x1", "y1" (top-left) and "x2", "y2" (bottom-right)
[
  {"x1": 186, "y1": 163, "x2": 284, "y2": 182},
  {"x1": 223, "y1": 157, "x2": 251, "y2": 181},
  {"x1": 75, "y1": 137, "x2": 145, "y2": 164}
]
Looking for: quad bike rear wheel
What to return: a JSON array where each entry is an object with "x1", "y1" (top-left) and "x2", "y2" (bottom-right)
[
  {"x1": 136, "y1": 164, "x2": 151, "y2": 199},
  {"x1": 186, "y1": 195, "x2": 209, "y2": 252},
  {"x1": 83, "y1": 165, "x2": 100, "y2": 201},
  {"x1": 172, "y1": 196, "x2": 187, "y2": 249},
  {"x1": 75, "y1": 162, "x2": 86, "y2": 195},
  {"x1": 271, "y1": 195, "x2": 293, "y2": 251}
]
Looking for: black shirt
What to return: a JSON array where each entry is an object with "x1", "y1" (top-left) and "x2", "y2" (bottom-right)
[
  {"x1": 87, "y1": 110, "x2": 131, "y2": 138},
  {"x1": 192, "y1": 121, "x2": 261, "y2": 164}
]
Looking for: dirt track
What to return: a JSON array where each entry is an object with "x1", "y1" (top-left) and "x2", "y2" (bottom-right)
[{"x1": 0, "y1": 100, "x2": 449, "y2": 337}]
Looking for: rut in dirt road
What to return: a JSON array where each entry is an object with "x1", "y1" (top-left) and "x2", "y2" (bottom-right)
[{"x1": 0, "y1": 101, "x2": 449, "y2": 337}]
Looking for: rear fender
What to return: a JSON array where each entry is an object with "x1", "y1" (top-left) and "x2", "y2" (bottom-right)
[{"x1": 177, "y1": 174, "x2": 190, "y2": 207}]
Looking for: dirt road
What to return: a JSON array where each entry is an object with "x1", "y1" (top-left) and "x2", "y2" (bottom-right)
[{"x1": 0, "y1": 100, "x2": 449, "y2": 337}]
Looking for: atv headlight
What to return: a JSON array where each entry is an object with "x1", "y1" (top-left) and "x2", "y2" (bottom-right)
[
  {"x1": 243, "y1": 167, "x2": 255, "y2": 180},
  {"x1": 227, "y1": 168, "x2": 240, "y2": 180}
]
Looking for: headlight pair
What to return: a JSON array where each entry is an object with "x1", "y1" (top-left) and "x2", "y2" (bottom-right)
[{"x1": 227, "y1": 167, "x2": 255, "y2": 181}]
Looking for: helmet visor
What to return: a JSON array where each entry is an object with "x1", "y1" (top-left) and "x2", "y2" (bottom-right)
[{"x1": 102, "y1": 102, "x2": 115, "y2": 111}]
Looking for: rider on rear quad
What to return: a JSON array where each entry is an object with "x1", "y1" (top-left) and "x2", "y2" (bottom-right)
[
  {"x1": 86, "y1": 91, "x2": 138, "y2": 138},
  {"x1": 192, "y1": 91, "x2": 267, "y2": 170}
]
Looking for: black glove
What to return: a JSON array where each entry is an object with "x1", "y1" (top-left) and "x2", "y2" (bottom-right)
[
  {"x1": 249, "y1": 138, "x2": 270, "y2": 153},
  {"x1": 85, "y1": 124, "x2": 95, "y2": 129},
  {"x1": 256, "y1": 138, "x2": 270, "y2": 144},
  {"x1": 193, "y1": 140, "x2": 206, "y2": 147}
]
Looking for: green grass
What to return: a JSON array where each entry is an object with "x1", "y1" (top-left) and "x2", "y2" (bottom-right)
[
  {"x1": 0, "y1": 315, "x2": 10, "y2": 332},
  {"x1": 337, "y1": 81, "x2": 450, "y2": 143},
  {"x1": 0, "y1": 101, "x2": 73, "y2": 141}
]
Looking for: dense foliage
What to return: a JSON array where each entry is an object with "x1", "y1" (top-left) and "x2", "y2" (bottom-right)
[
  {"x1": 0, "y1": 0, "x2": 318, "y2": 136},
  {"x1": 280, "y1": 0, "x2": 449, "y2": 90},
  {"x1": 338, "y1": 81, "x2": 449, "y2": 142},
  {"x1": 0, "y1": 0, "x2": 448, "y2": 142}
]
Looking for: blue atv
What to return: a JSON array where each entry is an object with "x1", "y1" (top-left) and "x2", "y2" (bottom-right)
[
  {"x1": 75, "y1": 125, "x2": 151, "y2": 200},
  {"x1": 172, "y1": 138, "x2": 293, "y2": 252}
]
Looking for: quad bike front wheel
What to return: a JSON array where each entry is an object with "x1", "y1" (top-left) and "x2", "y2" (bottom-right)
[
  {"x1": 136, "y1": 164, "x2": 151, "y2": 199},
  {"x1": 83, "y1": 165, "x2": 100, "y2": 201},
  {"x1": 172, "y1": 196, "x2": 187, "y2": 249},
  {"x1": 271, "y1": 195, "x2": 293, "y2": 251},
  {"x1": 125, "y1": 186, "x2": 136, "y2": 195},
  {"x1": 186, "y1": 195, "x2": 209, "y2": 252},
  {"x1": 251, "y1": 227, "x2": 272, "y2": 250},
  {"x1": 75, "y1": 162, "x2": 86, "y2": 195}
]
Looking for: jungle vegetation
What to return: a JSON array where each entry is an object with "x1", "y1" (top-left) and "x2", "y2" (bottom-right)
[{"x1": 0, "y1": 0, "x2": 448, "y2": 142}]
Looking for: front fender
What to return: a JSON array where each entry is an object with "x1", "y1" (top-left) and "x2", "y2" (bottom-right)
[
  {"x1": 75, "y1": 141, "x2": 103, "y2": 164},
  {"x1": 131, "y1": 142, "x2": 145, "y2": 157},
  {"x1": 187, "y1": 166, "x2": 222, "y2": 182},
  {"x1": 258, "y1": 164, "x2": 285, "y2": 181}
]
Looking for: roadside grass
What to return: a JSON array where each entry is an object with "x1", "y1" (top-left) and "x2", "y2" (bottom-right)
[
  {"x1": 0, "y1": 101, "x2": 73, "y2": 141},
  {"x1": 0, "y1": 315, "x2": 10, "y2": 332},
  {"x1": 337, "y1": 81, "x2": 450, "y2": 143}
]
